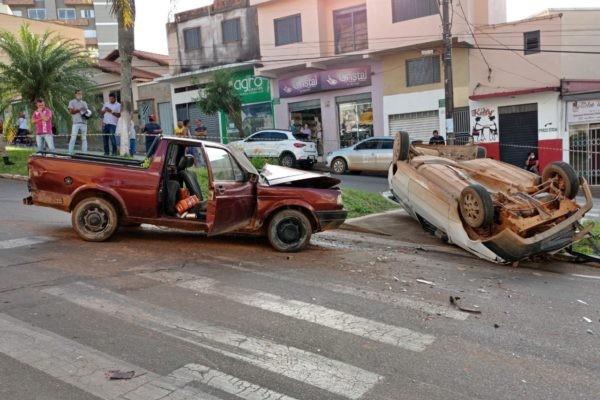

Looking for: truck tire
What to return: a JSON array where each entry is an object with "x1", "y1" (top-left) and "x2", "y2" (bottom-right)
[
  {"x1": 393, "y1": 131, "x2": 410, "y2": 161},
  {"x1": 459, "y1": 184, "x2": 494, "y2": 229},
  {"x1": 72, "y1": 197, "x2": 118, "y2": 242},
  {"x1": 541, "y1": 161, "x2": 579, "y2": 199},
  {"x1": 279, "y1": 152, "x2": 296, "y2": 168},
  {"x1": 267, "y1": 209, "x2": 312, "y2": 252}
]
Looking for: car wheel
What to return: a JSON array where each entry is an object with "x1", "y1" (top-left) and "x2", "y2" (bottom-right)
[
  {"x1": 72, "y1": 197, "x2": 118, "y2": 241},
  {"x1": 393, "y1": 131, "x2": 410, "y2": 161},
  {"x1": 267, "y1": 209, "x2": 312, "y2": 252},
  {"x1": 459, "y1": 184, "x2": 494, "y2": 229},
  {"x1": 331, "y1": 157, "x2": 347, "y2": 174},
  {"x1": 542, "y1": 161, "x2": 579, "y2": 199},
  {"x1": 279, "y1": 152, "x2": 296, "y2": 168}
]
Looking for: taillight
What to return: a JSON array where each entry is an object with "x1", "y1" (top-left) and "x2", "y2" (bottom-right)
[{"x1": 293, "y1": 142, "x2": 306, "y2": 148}]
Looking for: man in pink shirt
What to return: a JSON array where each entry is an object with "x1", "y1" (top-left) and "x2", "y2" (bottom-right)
[{"x1": 31, "y1": 98, "x2": 55, "y2": 152}]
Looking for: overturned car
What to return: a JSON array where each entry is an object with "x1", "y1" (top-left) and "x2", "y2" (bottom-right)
[{"x1": 388, "y1": 132, "x2": 593, "y2": 264}]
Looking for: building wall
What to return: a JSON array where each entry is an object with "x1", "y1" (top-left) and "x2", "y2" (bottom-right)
[
  {"x1": 92, "y1": 2, "x2": 118, "y2": 57},
  {"x1": 559, "y1": 10, "x2": 600, "y2": 80}
]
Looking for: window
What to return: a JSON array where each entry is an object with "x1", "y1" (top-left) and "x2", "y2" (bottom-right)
[
  {"x1": 380, "y1": 139, "x2": 394, "y2": 149},
  {"x1": 355, "y1": 139, "x2": 378, "y2": 150},
  {"x1": 275, "y1": 14, "x2": 302, "y2": 46},
  {"x1": 524, "y1": 30, "x2": 540, "y2": 55},
  {"x1": 57, "y1": 8, "x2": 76, "y2": 20},
  {"x1": 84, "y1": 30, "x2": 97, "y2": 38},
  {"x1": 27, "y1": 8, "x2": 46, "y2": 20},
  {"x1": 206, "y1": 148, "x2": 245, "y2": 181},
  {"x1": 334, "y1": 6, "x2": 368, "y2": 54},
  {"x1": 406, "y1": 55, "x2": 440, "y2": 86},
  {"x1": 81, "y1": 9, "x2": 95, "y2": 19},
  {"x1": 12, "y1": 10, "x2": 23, "y2": 17},
  {"x1": 184, "y1": 27, "x2": 201, "y2": 50},
  {"x1": 392, "y1": 0, "x2": 438, "y2": 23},
  {"x1": 222, "y1": 18, "x2": 241, "y2": 43}
]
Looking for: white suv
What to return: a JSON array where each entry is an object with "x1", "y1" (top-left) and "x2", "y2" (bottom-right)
[{"x1": 230, "y1": 129, "x2": 318, "y2": 168}]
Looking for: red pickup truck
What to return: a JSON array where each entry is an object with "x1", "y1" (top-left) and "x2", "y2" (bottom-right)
[{"x1": 24, "y1": 137, "x2": 347, "y2": 252}]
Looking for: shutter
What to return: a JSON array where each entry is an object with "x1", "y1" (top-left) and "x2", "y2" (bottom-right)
[
  {"x1": 388, "y1": 110, "x2": 439, "y2": 142},
  {"x1": 157, "y1": 102, "x2": 173, "y2": 136},
  {"x1": 499, "y1": 105, "x2": 538, "y2": 168},
  {"x1": 288, "y1": 99, "x2": 321, "y2": 112}
]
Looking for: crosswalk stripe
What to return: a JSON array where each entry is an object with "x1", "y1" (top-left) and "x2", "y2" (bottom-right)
[
  {"x1": 209, "y1": 258, "x2": 468, "y2": 320},
  {"x1": 169, "y1": 364, "x2": 298, "y2": 400},
  {"x1": 0, "y1": 236, "x2": 55, "y2": 249},
  {"x1": 44, "y1": 282, "x2": 383, "y2": 400},
  {"x1": 142, "y1": 270, "x2": 436, "y2": 352},
  {"x1": 0, "y1": 313, "x2": 220, "y2": 400}
]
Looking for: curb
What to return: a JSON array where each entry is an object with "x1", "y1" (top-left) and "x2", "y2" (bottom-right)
[{"x1": 0, "y1": 173, "x2": 27, "y2": 182}]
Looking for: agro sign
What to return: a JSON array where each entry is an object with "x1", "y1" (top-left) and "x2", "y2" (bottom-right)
[
  {"x1": 231, "y1": 70, "x2": 271, "y2": 103},
  {"x1": 278, "y1": 66, "x2": 371, "y2": 98}
]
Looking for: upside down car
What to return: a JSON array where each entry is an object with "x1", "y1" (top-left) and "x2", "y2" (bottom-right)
[{"x1": 388, "y1": 131, "x2": 593, "y2": 264}]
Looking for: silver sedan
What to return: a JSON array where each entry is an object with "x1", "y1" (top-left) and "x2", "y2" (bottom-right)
[{"x1": 326, "y1": 137, "x2": 394, "y2": 174}]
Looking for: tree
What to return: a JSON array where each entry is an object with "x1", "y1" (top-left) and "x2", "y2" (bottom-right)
[
  {"x1": 0, "y1": 25, "x2": 92, "y2": 125},
  {"x1": 108, "y1": 0, "x2": 135, "y2": 156},
  {"x1": 196, "y1": 70, "x2": 245, "y2": 139}
]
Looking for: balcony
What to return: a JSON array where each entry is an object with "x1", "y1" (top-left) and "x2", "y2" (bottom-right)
[
  {"x1": 56, "y1": 18, "x2": 90, "y2": 26},
  {"x1": 64, "y1": 0, "x2": 92, "y2": 5},
  {"x1": 3, "y1": 0, "x2": 35, "y2": 6}
]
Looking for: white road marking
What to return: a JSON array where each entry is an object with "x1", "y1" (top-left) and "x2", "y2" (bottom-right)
[
  {"x1": 0, "y1": 313, "x2": 221, "y2": 400},
  {"x1": 44, "y1": 282, "x2": 382, "y2": 400},
  {"x1": 169, "y1": 364, "x2": 298, "y2": 400},
  {"x1": 210, "y1": 259, "x2": 468, "y2": 320},
  {"x1": 0, "y1": 236, "x2": 55, "y2": 250},
  {"x1": 572, "y1": 274, "x2": 600, "y2": 280},
  {"x1": 142, "y1": 271, "x2": 436, "y2": 352}
]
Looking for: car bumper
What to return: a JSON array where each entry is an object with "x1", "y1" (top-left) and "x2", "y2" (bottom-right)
[
  {"x1": 316, "y1": 209, "x2": 347, "y2": 231},
  {"x1": 298, "y1": 155, "x2": 317, "y2": 165}
]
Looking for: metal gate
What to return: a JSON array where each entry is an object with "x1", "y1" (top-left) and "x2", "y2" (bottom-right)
[
  {"x1": 158, "y1": 102, "x2": 173, "y2": 136},
  {"x1": 499, "y1": 104, "x2": 538, "y2": 168},
  {"x1": 175, "y1": 102, "x2": 220, "y2": 142},
  {"x1": 388, "y1": 110, "x2": 439, "y2": 142},
  {"x1": 570, "y1": 123, "x2": 600, "y2": 185}
]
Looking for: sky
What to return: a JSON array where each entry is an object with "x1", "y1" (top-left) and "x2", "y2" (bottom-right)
[{"x1": 135, "y1": 0, "x2": 600, "y2": 55}]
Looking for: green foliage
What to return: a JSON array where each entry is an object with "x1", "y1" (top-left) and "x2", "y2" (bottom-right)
[
  {"x1": 342, "y1": 188, "x2": 399, "y2": 219},
  {"x1": 571, "y1": 222, "x2": 600, "y2": 256},
  {"x1": 0, "y1": 147, "x2": 34, "y2": 175},
  {"x1": 1, "y1": 113, "x2": 16, "y2": 144},
  {"x1": 196, "y1": 70, "x2": 245, "y2": 137},
  {"x1": 249, "y1": 157, "x2": 279, "y2": 170},
  {"x1": 109, "y1": 0, "x2": 135, "y2": 29},
  {"x1": 0, "y1": 25, "x2": 94, "y2": 125}
]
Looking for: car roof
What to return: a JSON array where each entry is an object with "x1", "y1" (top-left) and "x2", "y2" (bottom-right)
[{"x1": 251, "y1": 129, "x2": 294, "y2": 135}]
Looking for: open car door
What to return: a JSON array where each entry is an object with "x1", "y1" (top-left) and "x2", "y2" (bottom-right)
[{"x1": 204, "y1": 146, "x2": 256, "y2": 236}]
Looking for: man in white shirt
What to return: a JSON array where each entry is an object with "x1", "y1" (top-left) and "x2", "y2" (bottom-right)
[
  {"x1": 100, "y1": 92, "x2": 121, "y2": 156},
  {"x1": 16, "y1": 111, "x2": 29, "y2": 145},
  {"x1": 67, "y1": 89, "x2": 89, "y2": 154}
]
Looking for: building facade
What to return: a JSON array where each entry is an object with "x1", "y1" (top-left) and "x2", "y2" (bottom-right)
[{"x1": 0, "y1": 0, "x2": 118, "y2": 57}]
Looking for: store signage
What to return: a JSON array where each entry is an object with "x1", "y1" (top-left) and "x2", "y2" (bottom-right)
[
  {"x1": 231, "y1": 70, "x2": 271, "y2": 104},
  {"x1": 567, "y1": 100, "x2": 600, "y2": 123},
  {"x1": 278, "y1": 66, "x2": 371, "y2": 98}
]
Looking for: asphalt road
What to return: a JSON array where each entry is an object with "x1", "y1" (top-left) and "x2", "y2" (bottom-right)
[{"x1": 1, "y1": 177, "x2": 600, "y2": 400}]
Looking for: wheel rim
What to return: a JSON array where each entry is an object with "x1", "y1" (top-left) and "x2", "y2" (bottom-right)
[
  {"x1": 462, "y1": 192, "x2": 483, "y2": 226},
  {"x1": 276, "y1": 217, "x2": 303, "y2": 244},
  {"x1": 281, "y1": 155, "x2": 293, "y2": 167},
  {"x1": 80, "y1": 205, "x2": 109, "y2": 233},
  {"x1": 332, "y1": 159, "x2": 345, "y2": 173}
]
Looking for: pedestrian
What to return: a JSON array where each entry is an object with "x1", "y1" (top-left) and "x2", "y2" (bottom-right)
[
  {"x1": 142, "y1": 114, "x2": 162, "y2": 156},
  {"x1": 429, "y1": 129, "x2": 445, "y2": 145},
  {"x1": 31, "y1": 98, "x2": 55, "y2": 152},
  {"x1": 524, "y1": 151, "x2": 539, "y2": 174},
  {"x1": 118, "y1": 115, "x2": 137, "y2": 156},
  {"x1": 100, "y1": 92, "x2": 121, "y2": 156},
  {"x1": 16, "y1": 111, "x2": 29, "y2": 145},
  {"x1": 67, "y1": 89, "x2": 89, "y2": 154},
  {"x1": 183, "y1": 119, "x2": 191, "y2": 137},
  {"x1": 194, "y1": 119, "x2": 208, "y2": 140},
  {"x1": 0, "y1": 127, "x2": 15, "y2": 165},
  {"x1": 300, "y1": 123, "x2": 312, "y2": 137},
  {"x1": 174, "y1": 120, "x2": 185, "y2": 137}
]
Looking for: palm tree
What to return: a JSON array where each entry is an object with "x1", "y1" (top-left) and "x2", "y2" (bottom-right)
[
  {"x1": 108, "y1": 0, "x2": 135, "y2": 155},
  {"x1": 0, "y1": 25, "x2": 92, "y2": 126},
  {"x1": 197, "y1": 70, "x2": 245, "y2": 140}
]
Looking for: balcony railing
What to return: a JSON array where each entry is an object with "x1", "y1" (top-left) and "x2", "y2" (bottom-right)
[
  {"x1": 56, "y1": 18, "x2": 90, "y2": 26},
  {"x1": 64, "y1": 0, "x2": 92, "y2": 5},
  {"x1": 3, "y1": 0, "x2": 35, "y2": 6}
]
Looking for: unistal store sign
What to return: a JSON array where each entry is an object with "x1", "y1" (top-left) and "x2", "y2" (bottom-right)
[{"x1": 278, "y1": 66, "x2": 371, "y2": 98}]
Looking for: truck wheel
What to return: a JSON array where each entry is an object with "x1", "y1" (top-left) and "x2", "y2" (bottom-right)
[
  {"x1": 459, "y1": 184, "x2": 494, "y2": 229},
  {"x1": 542, "y1": 161, "x2": 579, "y2": 199},
  {"x1": 331, "y1": 157, "x2": 347, "y2": 174},
  {"x1": 268, "y1": 209, "x2": 312, "y2": 252},
  {"x1": 393, "y1": 131, "x2": 410, "y2": 161},
  {"x1": 279, "y1": 153, "x2": 296, "y2": 168},
  {"x1": 72, "y1": 197, "x2": 118, "y2": 242}
]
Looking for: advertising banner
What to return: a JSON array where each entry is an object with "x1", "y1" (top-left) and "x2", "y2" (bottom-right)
[
  {"x1": 278, "y1": 66, "x2": 371, "y2": 98},
  {"x1": 231, "y1": 70, "x2": 271, "y2": 104},
  {"x1": 567, "y1": 100, "x2": 600, "y2": 123}
]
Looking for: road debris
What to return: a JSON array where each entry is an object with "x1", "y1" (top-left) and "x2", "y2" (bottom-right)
[
  {"x1": 449, "y1": 296, "x2": 482, "y2": 314},
  {"x1": 105, "y1": 370, "x2": 136, "y2": 380},
  {"x1": 583, "y1": 317, "x2": 592, "y2": 323},
  {"x1": 392, "y1": 276, "x2": 400, "y2": 282},
  {"x1": 416, "y1": 279, "x2": 435, "y2": 286},
  {"x1": 477, "y1": 289, "x2": 488, "y2": 293},
  {"x1": 577, "y1": 300, "x2": 589, "y2": 305},
  {"x1": 587, "y1": 329, "x2": 594, "y2": 335},
  {"x1": 494, "y1": 323, "x2": 500, "y2": 328}
]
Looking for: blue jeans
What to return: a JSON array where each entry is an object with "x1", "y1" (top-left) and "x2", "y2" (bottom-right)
[
  {"x1": 129, "y1": 138, "x2": 136, "y2": 156},
  {"x1": 145, "y1": 135, "x2": 158, "y2": 156},
  {"x1": 102, "y1": 124, "x2": 117, "y2": 155}
]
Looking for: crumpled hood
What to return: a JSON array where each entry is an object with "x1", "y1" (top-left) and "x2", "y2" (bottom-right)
[{"x1": 260, "y1": 164, "x2": 341, "y2": 188}]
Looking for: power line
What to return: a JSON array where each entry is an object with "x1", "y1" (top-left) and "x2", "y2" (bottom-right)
[{"x1": 457, "y1": 0, "x2": 491, "y2": 82}]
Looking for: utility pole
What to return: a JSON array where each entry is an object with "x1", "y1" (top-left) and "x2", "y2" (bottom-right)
[{"x1": 442, "y1": 0, "x2": 454, "y2": 143}]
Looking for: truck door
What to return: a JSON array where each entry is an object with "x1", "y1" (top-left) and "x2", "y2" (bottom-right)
[{"x1": 204, "y1": 146, "x2": 256, "y2": 236}]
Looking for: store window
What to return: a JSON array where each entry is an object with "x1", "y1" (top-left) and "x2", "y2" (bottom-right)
[
  {"x1": 225, "y1": 102, "x2": 274, "y2": 141},
  {"x1": 337, "y1": 95, "x2": 373, "y2": 147}
]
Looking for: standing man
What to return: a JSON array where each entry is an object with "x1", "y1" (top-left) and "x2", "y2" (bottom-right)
[
  {"x1": 142, "y1": 114, "x2": 162, "y2": 156},
  {"x1": 429, "y1": 130, "x2": 445, "y2": 145},
  {"x1": 31, "y1": 98, "x2": 55, "y2": 152},
  {"x1": 67, "y1": 89, "x2": 89, "y2": 154},
  {"x1": 100, "y1": 92, "x2": 121, "y2": 155},
  {"x1": 194, "y1": 119, "x2": 208, "y2": 140},
  {"x1": 16, "y1": 111, "x2": 29, "y2": 144}
]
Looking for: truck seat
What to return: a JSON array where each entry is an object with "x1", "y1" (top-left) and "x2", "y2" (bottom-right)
[{"x1": 177, "y1": 155, "x2": 203, "y2": 200}]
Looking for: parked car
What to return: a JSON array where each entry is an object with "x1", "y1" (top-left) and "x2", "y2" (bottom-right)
[
  {"x1": 388, "y1": 131, "x2": 593, "y2": 264},
  {"x1": 230, "y1": 129, "x2": 318, "y2": 169},
  {"x1": 24, "y1": 137, "x2": 346, "y2": 252},
  {"x1": 326, "y1": 137, "x2": 394, "y2": 174}
]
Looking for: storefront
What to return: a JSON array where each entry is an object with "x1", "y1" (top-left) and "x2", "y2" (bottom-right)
[
  {"x1": 567, "y1": 99, "x2": 600, "y2": 185},
  {"x1": 272, "y1": 63, "x2": 382, "y2": 156}
]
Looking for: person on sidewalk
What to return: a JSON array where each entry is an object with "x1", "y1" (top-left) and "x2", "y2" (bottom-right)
[
  {"x1": 142, "y1": 114, "x2": 162, "y2": 156},
  {"x1": 429, "y1": 130, "x2": 445, "y2": 145},
  {"x1": 31, "y1": 98, "x2": 55, "y2": 152},
  {"x1": 194, "y1": 119, "x2": 208, "y2": 140},
  {"x1": 117, "y1": 115, "x2": 137, "y2": 156},
  {"x1": 67, "y1": 89, "x2": 89, "y2": 154},
  {"x1": 15, "y1": 111, "x2": 29, "y2": 145},
  {"x1": 100, "y1": 93, "x2": 121, "y2": 155}
]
